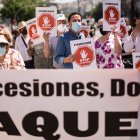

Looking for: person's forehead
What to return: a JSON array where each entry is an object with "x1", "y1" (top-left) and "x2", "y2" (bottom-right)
[
  {"x1": 71, "y1": 14, "x2": 81, "y2": 20},
  {"x1": 57, "y1": 20, "x2": 66, "y2": 23}
]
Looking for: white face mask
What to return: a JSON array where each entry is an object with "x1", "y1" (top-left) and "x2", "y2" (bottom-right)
[
  {"x1": 72, "y1": 22, "x2": 82, "y2": 32},
  {"x1": 57, "y1": 24, "x2": 66, "y2": 33}
]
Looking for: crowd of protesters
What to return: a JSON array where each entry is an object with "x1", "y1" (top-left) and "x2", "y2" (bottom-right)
[{"x1": 0, "y1": 10, "x2": 140, "y2": 70}]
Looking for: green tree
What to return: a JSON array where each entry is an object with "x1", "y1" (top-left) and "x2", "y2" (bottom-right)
[
  {"x1": 92, "y1": 2, "x2": 103, "y2": 22},
  {"x1": 1, "y1": 0, "x2": 47, "y2": 24}
]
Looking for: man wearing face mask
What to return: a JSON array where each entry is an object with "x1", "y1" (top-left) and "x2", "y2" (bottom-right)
[
  {"x1": 54, "y1": 12, "x2": 85, "y2": 69},
  {"x1": 15, "y1": 21, "x2": 34, "y2": 69},
  {"x1": 43, "y1": 14, "x2": 67, "y2": 69}
]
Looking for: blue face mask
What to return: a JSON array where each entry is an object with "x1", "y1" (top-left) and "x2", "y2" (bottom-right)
[
  {"x1": 72, "y1": 22, "x2": 82, "y2": 32},
  {"x1": 0, "y1": 47, "x2": 6, "y2": 56}
]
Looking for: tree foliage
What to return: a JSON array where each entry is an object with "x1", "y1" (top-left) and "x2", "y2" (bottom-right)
[
  {"x1": 91, "y1": 2, "x2": 103, "y2": 22},
  {"x1": 1, "y1": 0, "x2": 47, "y2": 23}
]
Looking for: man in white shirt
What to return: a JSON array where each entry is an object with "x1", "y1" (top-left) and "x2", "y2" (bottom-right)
[
  {"x1": 123, "y1": 14, "x2": 140, "y2": 53},
  {"x1": 15, "y1": 21, "x2": 34, "y2": 69}
]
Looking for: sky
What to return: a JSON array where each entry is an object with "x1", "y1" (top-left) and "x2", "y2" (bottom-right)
[{"x1": 53, "y1": 0, "x2": 76, "y2": 3}]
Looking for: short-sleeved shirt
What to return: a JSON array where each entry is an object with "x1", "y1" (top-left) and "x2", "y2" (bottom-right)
[
  {"x1": 95, "y1": 34, "x2": 124, "y2": 68},
  {"x1": 0, "y1": 48, "x2": 25, "y2": 69},
  {"x1": 15, "y1": 34, "x2": 32, "y2": 61},
  {"x1": 123, "y1": 33, "x2": 140, "y2": 52}
]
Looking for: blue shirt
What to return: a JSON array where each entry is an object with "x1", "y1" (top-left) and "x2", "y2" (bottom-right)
[{"x1": 54, "y1": 30, "x2": 85, "y2": 68}]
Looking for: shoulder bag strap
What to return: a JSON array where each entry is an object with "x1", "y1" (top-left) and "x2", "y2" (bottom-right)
[{"x1": 21, "y1": 35, "x2": 28, "y2": 48}]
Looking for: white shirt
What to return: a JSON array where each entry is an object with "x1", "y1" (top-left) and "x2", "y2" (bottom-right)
[
  {"x1": 15, "y1": 34, "x2": 32, "y2": 61},
  {"x1": 123, "y1": 33, "x2": 140, "y2": 52}
]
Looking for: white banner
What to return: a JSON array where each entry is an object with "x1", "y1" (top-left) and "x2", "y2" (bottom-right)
[
  {"x1": 103, "y1": 0, "x2": 121, "y2": 31},
  {"x1": 0, "y1": 69, "x2": 140, "y2": 140}
]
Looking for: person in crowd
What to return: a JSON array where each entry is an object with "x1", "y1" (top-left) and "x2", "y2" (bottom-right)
[
  {"x1": 95, "y1": 18, "x2": 123, "y2": 68},
  {"x1": 43, "y1": 14, "x2": 67, "y2": 69},
  {"x1": 11, "y1": 29, "x2": 20, "y2": 46},
  {"x1": 0, "y1": 34, "x2": 25, "y2": 70},
  {"x1": 15, "y1": 21, "x2": 34, "y2": 69},
  {"x1": 86, "y1": 19, "x2": 96, "y2": 37},
  {"x1": 123, "y1": 13, "x2": 140, "y2": 53},
  {"x1": 28, "y1": 39, "x2": 51, "y2": 69},
  {"x1": 0, "y1": 25, "x2": 14, "y2": 48},
  {"x1": 54, "y1": 12, "x2": 85, "y2": 69},
  {"x1": 121, "y1": 17, "x2": 134, "y2": 68}
]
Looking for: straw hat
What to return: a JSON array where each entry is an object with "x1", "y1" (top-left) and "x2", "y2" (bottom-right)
[
  {"x1": 0, "y1": 35, "x2": 9, "y2": 44},
  {"x1": 57, "y1": 14, "x2": 66, "y2": 21},
  {"x1": 18, "y1": 21, "x2": 26, "y2": 30}
]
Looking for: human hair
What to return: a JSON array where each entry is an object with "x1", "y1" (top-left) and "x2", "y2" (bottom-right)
[
  {"x1": 68, "y1": 12, "x2": 82, "y2": 22},
  {"x1": 0, "y1": 25, "x2": 13, "y2": 47}
]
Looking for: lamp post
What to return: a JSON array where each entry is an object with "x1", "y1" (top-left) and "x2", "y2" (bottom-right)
[{"x1": 77, "y1": 0, "x2": 80, "y2": 13}]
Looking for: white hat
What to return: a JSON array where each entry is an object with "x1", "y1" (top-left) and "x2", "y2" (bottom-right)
[
  {"x1": 18, "y1": 21, "x2": 26, "y2": 30},
  {"x1": 57, "y1": 14, "x2": 66, "y2": 21},
  {"x1": 0, "y1": 35, "x2": 9, "y2": 44}
]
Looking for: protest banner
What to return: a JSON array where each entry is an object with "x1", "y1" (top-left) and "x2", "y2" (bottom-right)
[
  {"x1": 103, "y1": 0, "x2": 121, "y2": 31},
  {"x1": 36, "y1": 7, "x2": 57, "y2": 37},
  {"x1": 70, "y1": 38, "x2": 97, "y2": 69},
  {"x1": 0, "y1": 69, "x2": 139, "y2": 140}
]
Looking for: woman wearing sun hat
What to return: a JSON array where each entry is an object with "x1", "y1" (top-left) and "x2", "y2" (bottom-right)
[{"x1": 0, "y1": 34, "x2": 25, "y2": 69}]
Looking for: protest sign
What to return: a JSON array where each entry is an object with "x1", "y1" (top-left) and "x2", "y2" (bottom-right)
[
  {"x1": 133, "y1": 52, "x2": 140, "y2": 69},
  {"x1": 26, "y1": 18, "x2": 44, "y2": 45},
  {"x1": 70, "y1": 38, "x2": 97, "y2": 69},
  {"x1": 103, "y1": 0, "x2": 121, "y2": 31},
  {"x1": 36, "y1": 7, "x2": 57, "y2": 37}
]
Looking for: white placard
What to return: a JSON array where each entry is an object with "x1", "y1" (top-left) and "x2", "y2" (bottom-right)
[
  {"x1": 70, "y1": 38, "x2": 97, "y2": 69},
  {"x1": 132, "y1": 52, "x2": 140, "y2": 69},
  {"x1": 118, "y1": 18, "x2": 128, "y2": 43},
  {"x1": 80, "y1": 26, "x2": 90, "y2": 38},
  {"x1": 0, "y1": 69, "x2": 139, "y2": 140},
  {"x1": 26, "y1": 18, "x2": 44, "y2": 45},
  {"x1": 103, "y1": 0, "x2": 121, "y2": 31},
  {"x1": 36, "y1": 7, "x2": 57, "y2": 37}
]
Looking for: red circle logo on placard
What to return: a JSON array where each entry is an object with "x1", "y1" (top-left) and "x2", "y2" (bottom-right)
[
  {"x1": 29, "y1": 24, "x2": 39, "y2": 39},
  {"x1": 119, "y1": 25, "x2": 127, "y2": 39},
  {"x1": 105, "y1": 6, "x2": 119, "y2": 25},
  {"x1": 80, "y1": 30, "x2": 88, "y2": 38},
  {"x1": 37, "y1": 13, "x2": 55, "y2": 31},
  {"x1": 74, "y1": 46, "x2": 94, "y2": 67}
]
